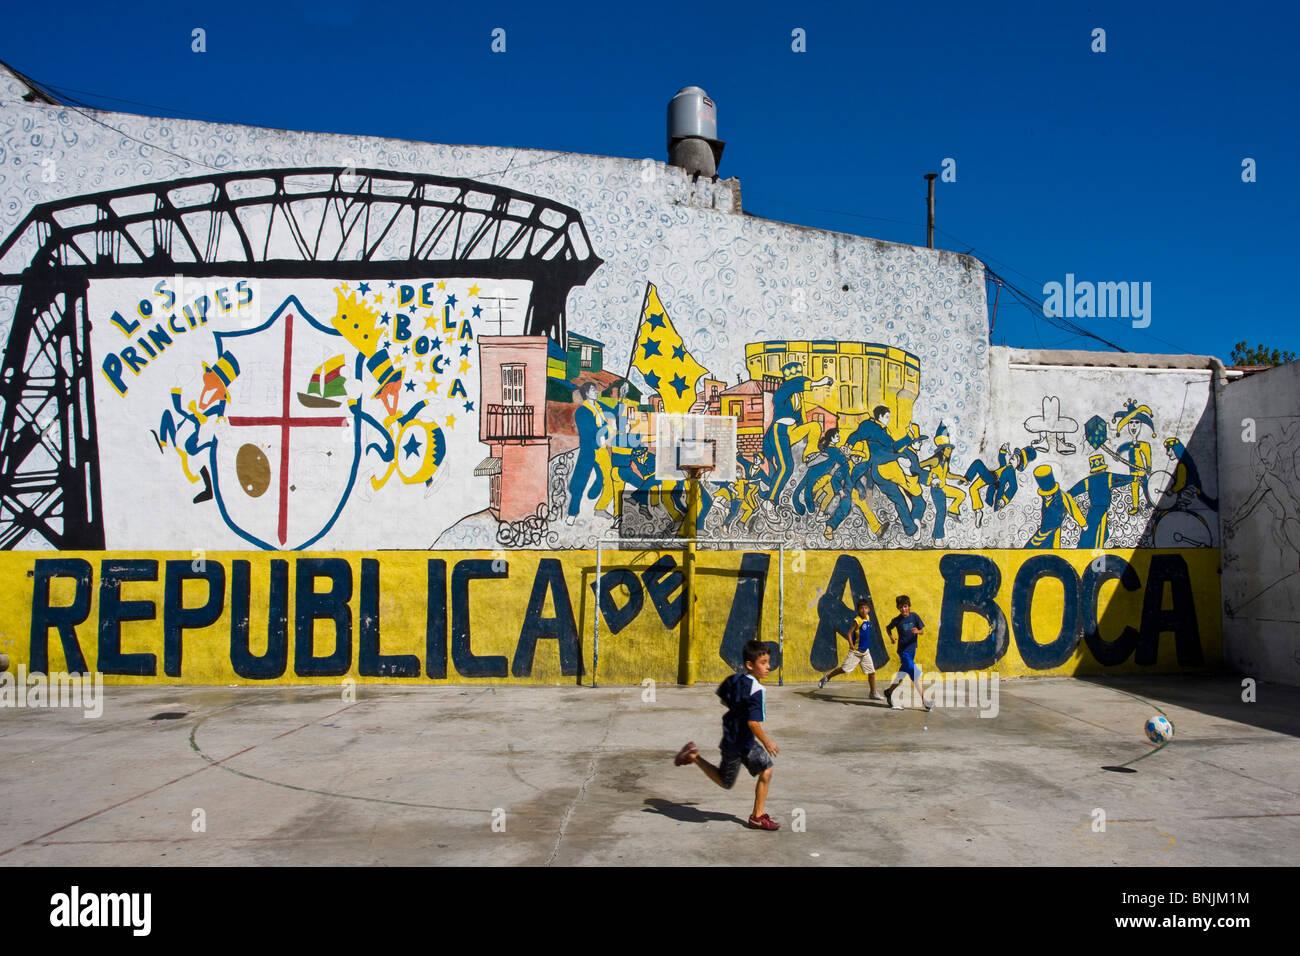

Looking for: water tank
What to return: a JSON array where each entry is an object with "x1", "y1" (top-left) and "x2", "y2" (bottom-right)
[
  {"x1": 667, "y1": 86, "x2": 717, "y2": 145},
  {"x1": 667, "y1": 86, "x2": 724, "y2": 179}
]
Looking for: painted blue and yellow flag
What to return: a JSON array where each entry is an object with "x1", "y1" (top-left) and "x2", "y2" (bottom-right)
[
  {"x1": 631, "y1": 283, "x2": 708, "y2": 414},
  {"x1": 547, "y1": 338, "x2": 568, "y2": 380}
]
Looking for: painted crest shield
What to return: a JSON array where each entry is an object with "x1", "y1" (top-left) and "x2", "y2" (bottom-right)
[{"x1": 208, "y1": 296, "x2": 362, "y2": 550}]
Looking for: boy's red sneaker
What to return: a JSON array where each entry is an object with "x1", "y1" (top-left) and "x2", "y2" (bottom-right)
[
  {"x1": 674, "y1": 741, "x2": 698, "y2": 766},
  {"x1": 747, "y1": 813, "x2": 780, "y2": 831}
]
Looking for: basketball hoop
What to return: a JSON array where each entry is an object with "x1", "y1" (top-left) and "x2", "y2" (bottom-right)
[{"x1": 655, "y1": 414, "x2": 737, "y2": 483}]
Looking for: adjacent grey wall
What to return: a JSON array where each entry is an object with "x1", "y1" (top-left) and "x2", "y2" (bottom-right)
[{"x1": 1218, "y1": 362, "x2": 1300, "y2": 686}]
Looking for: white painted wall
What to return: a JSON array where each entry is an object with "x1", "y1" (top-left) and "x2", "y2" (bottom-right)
[
  {"x1": 0, "y1": 73, "x2": 990, "y2": 552},
  {"x1": 0, "y1": 69, "x2": 1230, "y2": 569},
  {"x1": 977, "y1": 348, "x2": 1220, "y2": 551}
]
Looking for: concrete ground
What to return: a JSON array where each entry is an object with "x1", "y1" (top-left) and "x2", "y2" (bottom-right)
[{"x1": 1, "y1": 675, "x2": 1297, "y2": 866}]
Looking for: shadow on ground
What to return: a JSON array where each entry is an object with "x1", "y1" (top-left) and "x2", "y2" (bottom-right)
[
  {"x1": 799, "y1": 689, "x2": 893, "y2": 708},
  {"x1": 641, "y1": 798, "x2": 744, "y2": 827},
  {"x1": 1075, "y1": 674, "x2": 1300, "y2": 739}
]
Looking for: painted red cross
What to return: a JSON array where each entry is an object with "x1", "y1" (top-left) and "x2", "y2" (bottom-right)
[{"x1": 229, "y1": 311, "x2": 346, "y2": 545}]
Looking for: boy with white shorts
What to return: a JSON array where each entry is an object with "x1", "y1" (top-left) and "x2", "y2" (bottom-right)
[{"x1": 816, "y1": 599, "x2": 884, "y2": 700}]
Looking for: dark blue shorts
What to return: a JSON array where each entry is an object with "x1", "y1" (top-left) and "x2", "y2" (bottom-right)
[
  {"x1": 718, "y1": 740, "x2": 773, "y2": 789},
  {"x1": 897, "y1": 645, "x2": 921, "y2": 682}
]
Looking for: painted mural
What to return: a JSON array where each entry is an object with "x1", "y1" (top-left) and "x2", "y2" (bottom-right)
[
  {"x1": 0, "y1": 79, "x2": 1228, "y2": 683},
  {"x1": 469, "y1": 319, "x2": 1222, "y2": 555},
  {"x1": 0, "y1": 163, "x2": 989, "y2": 553},
  {"x1": 0, "y1": 162, "x2": 1220, "y2": 554},
  {"x1": 90, "y1": 276, "x2": 514, "y2": 551},
  {"x1": 0, "y1": 88, "x2": 993, "y2": 555},
  {"x1": 0, "y1": 167, "x2": 601, "y2": 551}
]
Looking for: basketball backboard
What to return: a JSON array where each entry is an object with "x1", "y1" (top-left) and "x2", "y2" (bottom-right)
[{"x1": 654, "y1": 414, "x2": 737, "y2": 482}]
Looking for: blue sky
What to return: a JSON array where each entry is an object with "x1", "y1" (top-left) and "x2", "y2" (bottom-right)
[{"x1": 5, "y1": 0, "x2": 1296, "y2": 360}]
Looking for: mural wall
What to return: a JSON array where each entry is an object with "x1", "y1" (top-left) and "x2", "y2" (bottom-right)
[
  {"x1": 0, "y1": 74, "x2": 992, "y2": 555},
  {"x1": 0, "y1": 65, "x2": 1230, "y2": 681},
  {"x1": 979, "y1": 350, "x2": 1221, "y2": 552}
]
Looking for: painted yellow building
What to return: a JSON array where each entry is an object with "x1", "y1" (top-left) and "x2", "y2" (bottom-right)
[{"x1": 745, "y1": 340, "x2": 922, "y2": 433}]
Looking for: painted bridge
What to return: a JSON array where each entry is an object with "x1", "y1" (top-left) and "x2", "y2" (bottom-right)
[{"x1": 0, "y1": 167, "x2": 604, "y2": 548}]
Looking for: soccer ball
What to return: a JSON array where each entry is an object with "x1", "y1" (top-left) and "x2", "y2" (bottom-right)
[{"x1": 1145, "y1": 715, "x2": 1173, "y2": 744}]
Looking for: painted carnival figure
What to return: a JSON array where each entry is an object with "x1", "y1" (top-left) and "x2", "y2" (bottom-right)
[
  {"x1": 793, "y1": 428, "x2": 850, "y2": 518},
  {"x1": 917, "y1": 423, "x2": 966, "y2": 542},
  {"x1": 963, "y1": 443, "x2": 1034, "y2": 528},
  {"x1": 846, "y1": 405, "x2": 926, "y2": 536},
  {"x1": 595, "y1": 382, "x2": 641, "y2": 516},
  {"x1": 1112, "y1": 399, "x2": 1156, "y2": 515},
  {"x1": 1162, "y1": 437, "x2": 1218, "y2": 511},
  {"x1": 566, "y1": 382, "x2": 610, "y2": 523},
  {"x1": 1067, "y1": 453, "x2": 1136, "y2": 549},
  {"x1": 716, "y1": 453, "x2": 765, "y2": 531},
  {"x1": 826, "y1": 442, "x2": 886, "y2": 539},
  {"x1": 152, "y1": 349, "x2": 241, "y2": 504},
  {"x1": 761, "y1": 359, "x2": 833, "y2": 505},
  {"x1": 1026, "y1": 464, "x2": 1085, "y2": 548},
  {"x1": 618, "y1": 444, "x2": 657, "y2": 521}
]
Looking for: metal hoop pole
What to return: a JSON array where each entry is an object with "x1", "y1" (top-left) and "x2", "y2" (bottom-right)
[
  {"x1": 594, "y1": 545, "x2": 602, "y2": 688},
  {"x1": 594, "y1": 536, "x2": 787, "y2": 686},
  {"x1": 779, "y1": 544, "x2": 785, "y2": 686}
]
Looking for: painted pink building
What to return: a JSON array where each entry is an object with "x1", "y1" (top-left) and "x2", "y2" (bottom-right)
[
  {"x1": 807, "y1": 405, "x2": 837, "y2": 436},
  {"x1": 476, "y1": 337, "x2": 551, "y2": 522},
  {"x1": 718, "y1": 380, "x2": 769, "y2": 458}
]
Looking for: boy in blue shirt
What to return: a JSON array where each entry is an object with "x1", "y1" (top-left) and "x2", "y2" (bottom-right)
[
  {"x1": 884, "y1": 595, "x2": 933, "y2": 711},
  {"x1": 674, "y1": 639, "x2": 781, "y2": 831},
  {"x1": 815, "y1": 599, "x2": 884, "y2": 700}
]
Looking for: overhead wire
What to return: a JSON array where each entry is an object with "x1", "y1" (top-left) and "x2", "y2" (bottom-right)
[
  {"x1": 14, "y1": 67, "x2": 223, "y2": 171},
  {"x1": 14, "y1": 68, "x2": 573, "y2": 184},
  {"x1": 989, "y1": 266, "x2": 1130, "y2": 351},
  {"x1": 36, "y1": 80, "x2": 253, "y2": 127},
  {"x1": 934, "y1": 223, "x2": 1201, "y2": 356},
  {"x1": 776, "y1": 204, "x2": 1136, "y2": 351},
  {"x1": 773, "y1": 200, "x2": 1203, "y2": 356}
]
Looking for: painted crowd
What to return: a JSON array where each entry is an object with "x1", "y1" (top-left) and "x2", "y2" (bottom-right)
[{"x1": 544, "y1": 287, "x2": 1218, "y2": 553}]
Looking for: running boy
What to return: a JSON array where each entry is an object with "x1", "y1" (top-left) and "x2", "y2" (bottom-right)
[
  {"x1": 674, "y1": 639, "x2": 781, "y2": 831},
  {"x1": 884, "y1": 595, "x2": 932, "y2": 711},
  {"x1": 816, "y1": 598, "x2": 883, "y2": 700}
]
